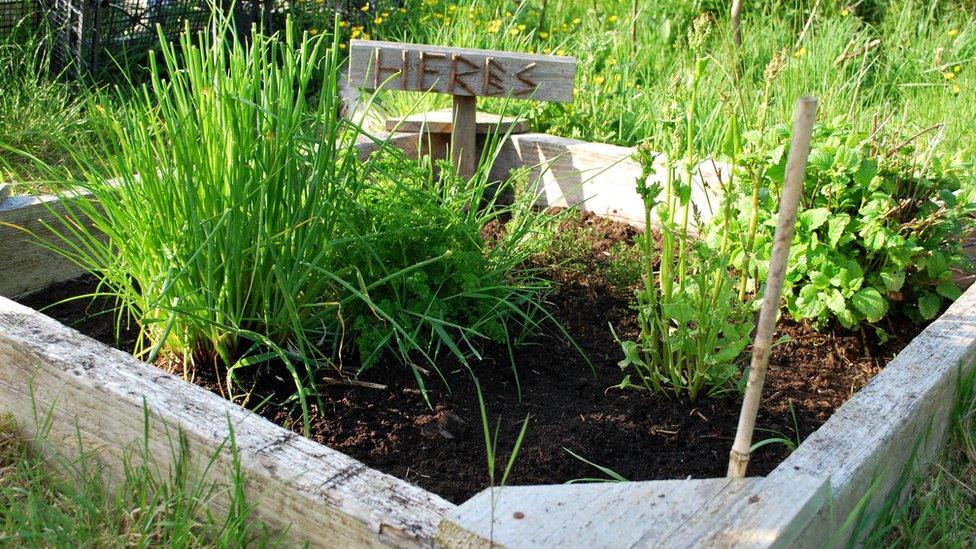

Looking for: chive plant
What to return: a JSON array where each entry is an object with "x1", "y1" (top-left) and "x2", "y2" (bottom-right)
[{"x1": 41, "y1": 16, "x2": 560, "y2": 433}]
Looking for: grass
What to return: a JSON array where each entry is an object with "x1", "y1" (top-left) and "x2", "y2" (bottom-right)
[
  {"x1": 370, "y1": 0, "x2": 976, "y2": 167},
  {"x1": 0, "y1": 19, "x2": 121, "y2": 192},
  {"x1": 0, "y1": 412, "x2": 282, "y2": 546},
  {"x1": 858, "y1": 368, "x2": 976, "y2": 546}
]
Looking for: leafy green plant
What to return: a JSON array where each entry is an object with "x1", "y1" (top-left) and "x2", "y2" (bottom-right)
[
  {"x1": 36, "y1": 17, "x2": 559, "y2": 433},
  {"x1": 725, "y1": 121, "x2": 974, "y2": 330},
  {"x1": 616, "y1": 17, "x2": 753, "y2": 402}
]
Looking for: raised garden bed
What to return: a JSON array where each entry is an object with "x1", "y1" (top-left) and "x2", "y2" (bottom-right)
[{"x1": 2, "y1": 133, "x2": 975, "y2": 547}]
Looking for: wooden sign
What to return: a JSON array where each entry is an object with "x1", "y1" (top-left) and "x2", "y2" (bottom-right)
[
  {"x1": 349, "y1": 40, "x2": 576, "y2": 180},
  {"x1": 348, "y1": 40, "x2": 576, "y2": 103}
]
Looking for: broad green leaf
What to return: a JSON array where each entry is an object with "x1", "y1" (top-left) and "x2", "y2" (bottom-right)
[
  {"x1": 662, "y1": 300, "x2": 696, "y2": 323},
  {"x1": 927, "y1": 252, "x2": 948, "y2": 278},
  {"x1": 808, "y1": 148, "x2": 835, "y2": 172},
  {"x1": 851, "y1": 287, "x2": 887, "y2": 321},
  {"x1": 836, "y1": 306, "x2": 856, "y2": 329},
  {"x1": 879, "y1": 270, "x2": 905, "y2": 292},
  {"x1": 918, "y1": 292, "x2": 942, "y2": 320},
  {"x1": 853, "y1": 158, "x2": 878, "y2": 188},
  {"x1": 827, "y1": 214, "x2": 849, "y2": 247},
  {"x1": 824, "y1": 289, "x2": 847, "y2": 315},
  {"x1": 810, "y1": 271, "x2": 831, "y2": 290},
  {"x1": 936, "y1": 280, "x2": 962, "y2": 300},
  {"x1": 712, "y1": 335, "x2": 750, "y2": 363},
  {"x1": 800, "y1": 208, "x2": 831, "y2": 231}
]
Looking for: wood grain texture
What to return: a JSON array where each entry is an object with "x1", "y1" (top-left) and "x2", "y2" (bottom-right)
[
  {"x1": 386, "y1": 109, "x2": 528, "y2": 135},
  {"x1": 0, "y1": 296, "x2": 453, "y2": 548},
  {"x1": 764, "y1": 279, "x2": 976, "y2": 547},
  {"x1": 0, "y1": 192, "x2": 95, "y2": 298},
  {"x1": 451, "y1": 96, "x2": 477, "y2": 180},
  {"x1": 438, "y1": 475, "x2": 827, "y2": 548},
  {"x1": 348, "y1": 40, "x2": 576, "y2": 103}
]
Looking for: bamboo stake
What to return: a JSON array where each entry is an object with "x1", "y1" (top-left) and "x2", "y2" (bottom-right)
[
  {"x1": 728, "y1": 96, "x2": 818, "y2": 479},
  {"x1": 730, "y1": 0, "x2": 744, "y2": 50}
]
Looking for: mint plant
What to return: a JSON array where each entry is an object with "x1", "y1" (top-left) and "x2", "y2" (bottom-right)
[{"x1": 724, "y1": 122, "x2": 974, "y2": 331}]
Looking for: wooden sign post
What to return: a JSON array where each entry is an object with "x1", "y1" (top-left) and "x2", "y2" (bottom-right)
[{"x1": 349, "y1": 40, "x2": 576, "y2": 179}]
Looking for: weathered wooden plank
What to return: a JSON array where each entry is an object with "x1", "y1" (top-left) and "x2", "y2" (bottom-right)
[
  {"x1": 438, "y1": 474, "x2": 827, "y2": 548},
  {"x1": 0, "y1": 193, "x2": 95, "y2": 298},
  {"x1": 0, "y1": 296, "x2": 453, "y2": 547},
  {"x1": 765, "y1": 280, "x2": 976, "y2": 547},
  {"x1": 438, "y1": 478, "x2": 750, "y2": 548},
  {"x1": 660, "y1": 474, "x2": 829, "y2": 548},
  {"x1": 386, "y1": 109, "x2": 528, "y2": 135},
  {"x1": 348, "y1": 40, "x2": 576, "y2": 103}
]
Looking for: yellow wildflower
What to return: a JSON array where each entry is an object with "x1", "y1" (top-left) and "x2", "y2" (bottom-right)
[
  {"x1": 381, "y1": 11, "x2": 388, "y2": 17},
  {"x1": 434, "y1": 13, "x2": 442, "y2": 19},
  {"x1": 448, "y1": 4, "x2": 456, "y2": 12},
  {"x1": 952, "y1": 83, "x2": 961, "y2": 94},
  {"x1": 486, "y1": 19, "x2": 501, "y2": 32},
  {"x1": 793, "y1": 47, "x2": 807, "y2": 58},
  {"x1": 444, "y1": 17, "x2": 451, "y2": 24},
  {"x1": 339, "y1": 43, "x2": 347, "y2": 49},
  {"x1": 374, "y1": 17, "x2": 383, "y2": 24},
  {"x1": 840, "y1": 7, "x2": 849, "y2": 16},
  {"x1": 508, "y1": 27, "x2": 519, "y2": 36},
  {"x1": 339, "y1": 20, "x2": 348, "y2": 27},
  {"x1": 572, "y1": 17, "x2": 581, "y2": 25},
  {"x1": 948, "y1": 29, "x2": 959, "y2": 38},
  {"x1": 539, "y1": 31, "x2": 549, "y2": 39},
  {"x1": 518, "y1": 23, "x2": 526, "y2": 30},
  {"x1": 944, "y1": 71, "x2": 956, "y2": 80},
  {"x1": 955, "y1": 65, "x2": 962, "y2": 73},
  {"x1": 594, "y1": 75, "x2": 605, "y2": 85},
  {"x1": 608, "y1": 15, "x2": 618, "y2": 23},
  {"x1": 556, "y1": 49, "x2": 567, "y2": 55},
  {"x1": 351, "y1": 27, "x2": 361, "y2": 38},
  {"x1": 360, "y1": 3, "x2": 369, "y2": 11},
  {"x1": 309, "y1": 28, "x2": 319, "y2": 35},
  {"x1": 399, "y1": 7, "x2": 406, "y2": 13}
]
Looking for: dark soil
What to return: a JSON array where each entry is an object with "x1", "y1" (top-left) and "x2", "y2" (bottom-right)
[{"x1": 17, "y1": 212, "x2": 923, "y2": 505}]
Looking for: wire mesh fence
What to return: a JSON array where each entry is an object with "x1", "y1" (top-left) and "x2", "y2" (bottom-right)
[{"x1": 2, "y1": 0, "x2": 391, "y2": 79}]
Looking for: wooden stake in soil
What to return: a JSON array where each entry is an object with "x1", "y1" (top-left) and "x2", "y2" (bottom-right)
[
  {"x1": 730, "y1": 0, "x2": 744, "y2": 50},
  {"x1": 451, "y1": 95, "x2": 477, "y2": 180},
  {"x1": 728, "y1": 96, "x2": 818, "y2": 479}
]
